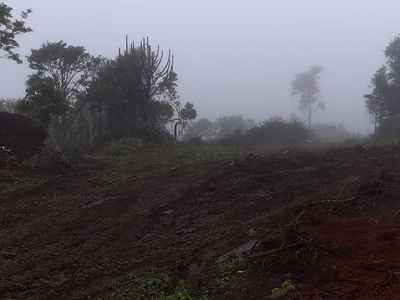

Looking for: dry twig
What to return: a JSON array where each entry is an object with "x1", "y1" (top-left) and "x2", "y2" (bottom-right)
[
  {"x1": 375, "y1": 269, "x2": 395, "y2": 293},
  {"x1": 288, "y1": 210, "x2": 305, "y2": 226},
  {"x1": 314, "y1": 197, "x2": 356, "y2": 204},
  {"x1": 311, "y1": 242, "x2": 349, "y2": 259}
]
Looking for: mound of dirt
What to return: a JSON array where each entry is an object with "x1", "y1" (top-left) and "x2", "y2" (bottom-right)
[
  {"x1": 0, "y1": 112, "x2": 64, "y2": 168},
  {"x1": 2, "y1": 144, "x2": 400, "y2": 299}
]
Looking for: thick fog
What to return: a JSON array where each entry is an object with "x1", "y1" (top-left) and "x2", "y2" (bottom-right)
[{"x1": 3, "y1": 0, "x2": 400, "y2": 133}]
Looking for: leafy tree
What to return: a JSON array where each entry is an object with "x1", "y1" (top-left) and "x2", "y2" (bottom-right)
[
  {"x1": 385, "y1": 36, "x2": 400, "y2": 85},
  {"x1": 171, "y1": 101, "x2": 197, "y2": 140},
  {"x1": 365, "y1": 36, "x2": 400, "y2": 130},
  {"x1": 183, "y1": 118, "x2": 215, "y2": 140},
  {"x1": 291, "y1": 66, "x2": 324, "y2": 126},
  {"x1": 87, "y1": 38, "x2": 183, "y2": 141},
  {"x1": 0, "y1": 3, "x2": 32, "y2": 64},
  {"x1": 27, "y1": 41, "x2": 102, "y2": 105},
  {"x1": 95, "y1": 38, "x2": 176, "y2": 120},
  {"x1": 215, "y1": 115, "x2": 251, "y2": 139},
  {"x1": 16, "y1": 75, "x2": 68, "y2": 126},
  {"x1": 154, "y1": 99, "x2": 197, "y2": 140},
  {"x1": 364, "y1": 66, "x2": 394, "y2": 131}
]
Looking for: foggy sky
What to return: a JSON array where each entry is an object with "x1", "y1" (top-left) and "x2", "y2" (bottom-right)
[{"x1": 3, "y1": 0, "x2": 400, "y2": 133}]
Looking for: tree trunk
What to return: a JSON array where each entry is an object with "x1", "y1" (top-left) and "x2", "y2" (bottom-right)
[
  {"x1": 308, "y1": 99, "x2": 312, "y2": 127},
  {"x1": 174, "y1": 121, "x2": 181, "y2": 141}
]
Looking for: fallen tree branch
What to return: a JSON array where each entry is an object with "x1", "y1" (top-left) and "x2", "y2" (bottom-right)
[{"x1": 250, "y1": 229, "x2": 271, "y2": 256}]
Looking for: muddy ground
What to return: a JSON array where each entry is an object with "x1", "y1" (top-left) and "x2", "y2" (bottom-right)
[{"x1": 2, "y1": 144, "x2": 400, "y2": 299}]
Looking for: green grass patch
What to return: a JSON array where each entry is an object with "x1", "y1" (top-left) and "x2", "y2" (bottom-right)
[
  {"x1": 95, "y1": 143, "x2": 255, "y2": 167},
  {"x1": 364, "y1": 133, "x2": 400, "y2": 146},
  {"x1": 0, "y1": 172, "x2": 45, "y2": 193},
  {"x1": 100, "y1": 273, "x2": 209, "y2": 300}
]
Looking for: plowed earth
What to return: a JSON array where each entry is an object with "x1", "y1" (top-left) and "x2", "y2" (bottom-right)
[{"x1": 2, "y1": 145, "x2": 400, "y2": 299}]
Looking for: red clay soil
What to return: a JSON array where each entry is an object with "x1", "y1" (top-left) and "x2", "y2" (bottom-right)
[{"x1": 2, "y1": 144, "x2": 400, "y2": 299}]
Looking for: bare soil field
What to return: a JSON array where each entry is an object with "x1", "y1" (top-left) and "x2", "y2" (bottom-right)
[{"x1": 2, "y1": 144, "x2": 400, "y2": 299}]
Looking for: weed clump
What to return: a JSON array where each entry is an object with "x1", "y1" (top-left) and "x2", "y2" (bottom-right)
[
  {"x1": 211, "y1": 258, "x2": 252, "y2": 292},
  {"x1": 100, "y1": 273, "x2": 209, "y2": 300}
]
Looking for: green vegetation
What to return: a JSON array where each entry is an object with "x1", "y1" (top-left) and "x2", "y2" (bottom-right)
[
  {"x1": 215, "y1": 118, "x2": 312, "y2": 147},
  {"x1": 27, "y1": 41, "x2": 102, "y2": 105},
  {"x1": 0, "y1": 3, "x2": 32, "y2": 64},
  {"x1": 365, "y1": 35, "x2": 400, "y2": 131},
  {"x1": 211, "y1": 258, "x2": 251, "y2": 292},
  {"x1": 271, "y1": 279, "x2": 295, "y2": 297},
  {"x1": 215, "y1": 257, "x2": 250, "y2": 274},
  {"x1": 83, "y1": 38, "x2": 196, "y2": 143},
  {"x1": 16, "y1": 75, "x2": 68, "y2": 126},
  {"x1": 97, "y1": 143, "x2": 253, "y2": 166},
  {"x1": 100, "y1": 274, "x2": 209, "y2": 300},
  {"x1": 175, "y1": 144, "x2": 249, "y2": 165},
  {"x1": 0, "y1": 172, "x2": 45, "y2": 193},
  {"x1": 0, "y1": 98, "x2": 19, "y2": 113},
  {"x1": 364, "y1": 133, "x2": 400, "y2": 146}
]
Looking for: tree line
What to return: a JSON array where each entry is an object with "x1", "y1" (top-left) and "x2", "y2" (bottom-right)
[
  {"x1": 0, "y1": 3, "x2": 196, "y2": 143},
  {"x1": 8, "y1": 2, "x2": 393, "y2": 143},
  {"x1": 0, "y1": 2, "x2": 326, "y2": 141}
]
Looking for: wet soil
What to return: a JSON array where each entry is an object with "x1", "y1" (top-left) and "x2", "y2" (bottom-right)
[{"x1": 2, "y1": 144, "x2": 400, "y2": 299}]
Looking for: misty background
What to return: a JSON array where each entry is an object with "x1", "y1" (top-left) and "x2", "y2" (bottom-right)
[{"x1": 3, "y1": 0, "x2": 400, "y2": 134}]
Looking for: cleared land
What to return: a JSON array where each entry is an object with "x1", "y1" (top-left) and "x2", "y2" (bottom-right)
[{"x1": 1, "y1": 144, "x2": 400, "y2": 299}]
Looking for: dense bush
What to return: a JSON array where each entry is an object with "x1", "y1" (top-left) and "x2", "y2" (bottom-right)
[{"x1": 215, "y1": 119, "x2": 312, "y2": 147}]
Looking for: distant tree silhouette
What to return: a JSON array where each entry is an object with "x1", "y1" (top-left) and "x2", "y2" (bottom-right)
[{"x1": 291, "y1": 66, "x2": 324, "y2": 127}]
